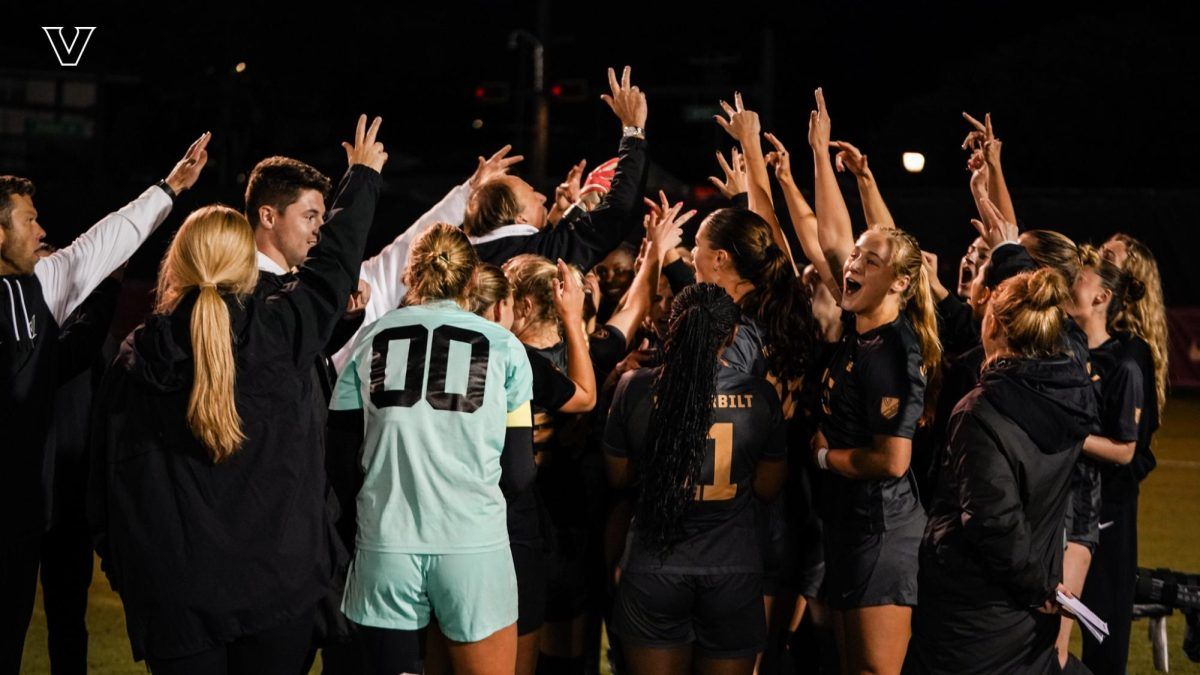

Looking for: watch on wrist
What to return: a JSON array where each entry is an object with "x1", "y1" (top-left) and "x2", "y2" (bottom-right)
[
  {"x1": 622, "y1": 125, "x2": 645, "y2": 139},
  {"x1": 156, "y1": 179, "x2": 178, "y2": 201}
]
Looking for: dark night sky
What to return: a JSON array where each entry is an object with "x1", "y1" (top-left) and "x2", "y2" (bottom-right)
[{"x1": 3, "y1": 2, "x2": 1198, "y2": 301}]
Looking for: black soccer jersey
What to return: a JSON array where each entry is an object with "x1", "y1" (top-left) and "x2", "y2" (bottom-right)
[
  {"x1": 818, "y1": 312, "x2": 926, "y2": 530},
  {"x1": 605, "y1": 365, "x2": 787, "y2": 574},
  {"x1": 1094, "y1": 332, "x2": 1155, "y2": 502}
]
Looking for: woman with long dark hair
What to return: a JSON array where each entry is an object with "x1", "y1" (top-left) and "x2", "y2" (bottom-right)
[
  {"x1": 606, "y1": 283, "x2": 787, "y2": 675},
  {"x1": 912, "y1": 268, "x2": 1097, "y2": 674}
]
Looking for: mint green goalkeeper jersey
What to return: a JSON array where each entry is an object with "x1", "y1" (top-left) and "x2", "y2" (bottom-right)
[{"x1": 331, "y1": 299, "x2": 533, "y2": 554}]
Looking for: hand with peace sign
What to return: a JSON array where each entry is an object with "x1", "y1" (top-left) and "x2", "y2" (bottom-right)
[
  {"x1": 164, "y1": 131, "x2": 212, "y2": 194},
  {"x1": 963, "y1": 111, "x2": 1016, "y2": 225},
  {"x1": 341, "y1": 114, "x2": 388, "y2": 173},
  {"x1": 714, "y1": 92, "x2": 760, "y2": 143},
  {"x1": 469, "y1": 144, "x2": 525, "y2": 190},
  {"x1": 600, "y1": 66, "x2": 647, "y2": 129},
  {"x1": 708, "y1": 148, "x2": 748, "y2": 199}
]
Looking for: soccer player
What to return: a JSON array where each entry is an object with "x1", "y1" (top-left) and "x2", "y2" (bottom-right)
[
  {"x1": 606, "y1": 283, "x2": 787, "y2": 675},
  {"x1": 333, "y1": 223, "x2": 534, "y2": 675}
]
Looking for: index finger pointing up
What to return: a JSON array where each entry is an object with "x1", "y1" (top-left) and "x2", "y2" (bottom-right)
[
  {"x1": 621, "y1": 65, "x2": 631, "y2": 90},
  {"x1": 354, "y1": 114, "x2": 367, "y2": 148},
  {"x1": 607, "y1": 67, "x2": 620, "y2": 95}
]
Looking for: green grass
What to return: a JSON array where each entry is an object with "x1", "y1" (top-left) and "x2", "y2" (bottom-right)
[{"x1": 20, "y1": 396, "x2": 1200, "y2": 673}]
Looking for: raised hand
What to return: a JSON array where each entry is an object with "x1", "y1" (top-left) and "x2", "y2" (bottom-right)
[
  {"x1": 644, "y1": 196, "x2": 693, "y2": 255},
  {"x1": 808, "y1": 88, "x2": 832, "y2": 152},
  {"x1": 714, "y1": 92, "x2": 761, "y2": 143},
  {"x1": 346, "y1": 279, "x2": 372, "y2": 316},
  {"x1": 553, "y1": 259, "x2": 586, "y2": 323},
  {"x1": 469, "y1": 144, "x2": 524, "y2": 190},
  {"x1": 341, "y1": 114, "x2": 388, "y2": 173},
  {"x1": 708, "y1": 148, "x2": 748, "y2": 198},
  {"x1": 961, "y1": 111, "x2": 994, "y2": 151},
  {"x1": 971, "y1": 196, "x2": 1019, "y2": 250},
  {"x1": 969, "y1": 156, "x2": 990, "y2": 202},
  {"x1": 554, "y1": 160, "x2": 586, "y2": 209},
  {"x1": 164, "y1": 131, "x2": 212, "y2": 194},
  {"x1": 830, "y1": 140, "x2": 870, "y2": 178},
  {"x1": 921, "y1": 251, "x2": 949, "y2": 302},
  {"x1": 763, "y1": 132, "x2": 793, "y2": 183},
  {"x1": 600, "y1": 66, "x2": 647, "y2": 129}
]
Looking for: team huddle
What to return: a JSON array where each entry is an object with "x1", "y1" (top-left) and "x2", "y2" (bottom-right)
[{"x1": 0, "y1": 66, "x2": 1168, "y2": 675}]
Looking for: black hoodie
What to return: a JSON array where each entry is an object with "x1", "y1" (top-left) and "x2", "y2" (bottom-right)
[
  {"x1": 87, "y1": 165, "x2": 381, "y2": 661},
  {"x1": 912, "y1": 355, "x2": 1096, "y2": 674}
]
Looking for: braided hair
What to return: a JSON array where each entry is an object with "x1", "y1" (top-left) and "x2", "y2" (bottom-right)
[{"x1": 635, "y1": 283, "x2": 741, "y2": 556}]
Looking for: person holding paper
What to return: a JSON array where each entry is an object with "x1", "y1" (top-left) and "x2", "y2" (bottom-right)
[{"x1": 909, "y1": 268, "x2": 1097, "y2": 674}]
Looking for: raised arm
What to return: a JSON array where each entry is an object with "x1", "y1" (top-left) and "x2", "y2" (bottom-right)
[
  {"x1": 552, "y1": 259, "x2": 598, "y2": 414},
  {"x1": 354, "y1": 145, "x2": 522, "y2": 331},
  {"x1": 963, "y1": 112, "x2": 1016, "y2": 225},
  {"x1": 604, "y1": 195, "x2": 692, "y2": 347},
  {"x1": 272, "y1": 115, "x2": 386, "y2": 362},
  {"x1": 764, "y1": 131, "x2": 839, "y2": 300},
  {"x1": 808, "y1": 88, "x2": 855, "y2": 275},
  {"x1": 715, "y1": 93, "x2": 796, "y2": 270},
  {"x1": 546, "y1": 159, "x2": 586, "y2": 226},
  {"x1": 830, "y1": 140, "x2": 895, "y2": 230},
  {"x1": 532, "y1": 66, "x2": 648, "y2": 270},
  {"x1": 35, "y1": 132, "x2": 210, "y2": 324}
]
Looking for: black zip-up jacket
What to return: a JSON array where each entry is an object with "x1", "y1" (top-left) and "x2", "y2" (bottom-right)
[
  {"x1": 87, "y1": 165, "x2": 381, "y2": 661},
  {"x1": 912, "y1": 355, "x2": 1097, "y2": 674},
  {"x1": 470, "y1": 136, "x2": 646, "y2": 270}
]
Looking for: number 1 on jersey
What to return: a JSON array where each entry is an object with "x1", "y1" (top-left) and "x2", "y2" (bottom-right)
[{"x1": 695, "y1": 422, "x2": 736, "y2": 501}]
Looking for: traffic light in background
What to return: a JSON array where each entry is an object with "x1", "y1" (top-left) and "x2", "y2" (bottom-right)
[{"x1": 473, "y1": 82, "x2": 511, "y2": 104}]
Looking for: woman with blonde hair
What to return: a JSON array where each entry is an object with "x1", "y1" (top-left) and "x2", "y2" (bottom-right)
[
  {"x1": 912, "y1": 268, "x2": 1097, "y2": 674},
  {"x1": 333, "y1": 222, "x2": 535, "y2": 675},
  {"x1": 1082, "y1": 233, "x2": 1168, "y2": 674},
  {"x1": 805, "y1": 87, "x2": 940, "y2": 674},
  {"x1": 90, "y1": 116, "x2": 386, "y2": 674}
]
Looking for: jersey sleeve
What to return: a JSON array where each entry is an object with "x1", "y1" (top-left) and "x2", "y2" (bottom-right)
[
  {"x1": 602, "y1": 369, "x2": 638, "y2": 458},
  {"x1": 329, "y1": 353, "x2": 365, "y2": 412},
  {"x1": 758, "y1": 383, "x2": 788, "y2": 461},
  {"x1": 505, "y1": 333, "x2": 534, "y2": 413},
  {"x1": 528, "y1": 348, "x2": 578, "y2": 411},
  {"x1": 1102, "y1": 355, "x2": 1144, "y2": 443},
  {"x1": 588, "y1": 324, "x2": 629, "y2": 375},
  {"x1": 35, "y1": 185, "x2": 173, "y2": 324},
  {"x1": 860, "y1": 336, "x2": 926, "y2": 440}
]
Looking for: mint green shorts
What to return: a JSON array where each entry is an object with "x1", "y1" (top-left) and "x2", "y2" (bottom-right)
[{"x1": 341, "y1": 547, "x2": 518, "y2": 643}]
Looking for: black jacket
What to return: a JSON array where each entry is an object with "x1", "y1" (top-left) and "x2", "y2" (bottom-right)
[
  {"x1": 912, "y1": 355, "x2": 1096, "y2": 674},
  {"x1": 471, "y1": 136, "x2": 646, "y2": 270},
  {"x1": 88, "y1": 165, "x2": 381, "y2": 661}
]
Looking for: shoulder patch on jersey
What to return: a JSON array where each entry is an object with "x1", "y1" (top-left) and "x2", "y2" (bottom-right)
[{"x1": 880, "y1": 396, "x2": 900, "y2": 420}]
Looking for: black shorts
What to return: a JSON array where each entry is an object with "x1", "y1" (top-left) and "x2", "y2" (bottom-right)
[
  {"x1": 1066, "y1": 461, "x2": 1101, "y2": 552},
  {"x1": 611, "y1": 571, "x2": 765, "y2": 659},
  {"x1": 822, "y1": 513, "x2": 924, "y2": 610},
  {"x1": 512, "y1": 543, "x2": 547, "y2": 635}
]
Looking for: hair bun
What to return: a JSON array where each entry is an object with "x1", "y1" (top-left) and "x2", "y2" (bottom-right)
[
  {"x1": 1026, "y1": 268, "x2": 1070, "y2": 312},
  {"x1": 1127, "y1": 278, "x2": 1146, "y2": 301}
]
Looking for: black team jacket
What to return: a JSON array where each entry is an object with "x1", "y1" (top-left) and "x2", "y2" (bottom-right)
[
  {"x1": 911, "y1": 355, "x2": 1097, "y2": 674},
  {"x1": 470, "y1": 135, "x2": 647, "y2": 270},
  {"x1": 88, "y1": 165, "x2": 381, "y2": 661}
]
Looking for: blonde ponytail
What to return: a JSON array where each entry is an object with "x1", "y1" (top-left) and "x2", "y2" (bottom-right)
[
  {"x1": 155, "y1": 204, "x2": 258, "y2": 462},
  {"x1": 1110, "y1": 234, "x2": 1168, "y2": 415}
]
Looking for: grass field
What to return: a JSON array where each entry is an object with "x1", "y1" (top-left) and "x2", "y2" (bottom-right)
[{"x1": 20, "y1": 395, "x2": 1200, "y2": 673}]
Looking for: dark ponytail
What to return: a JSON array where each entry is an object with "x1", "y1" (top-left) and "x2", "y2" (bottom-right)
[
  {"x1": 636, "y1": 283, "x2": 741, "y2": 556},
  {"x1": 701, "y1": 208, "x2": 813, "y2": 383}
]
